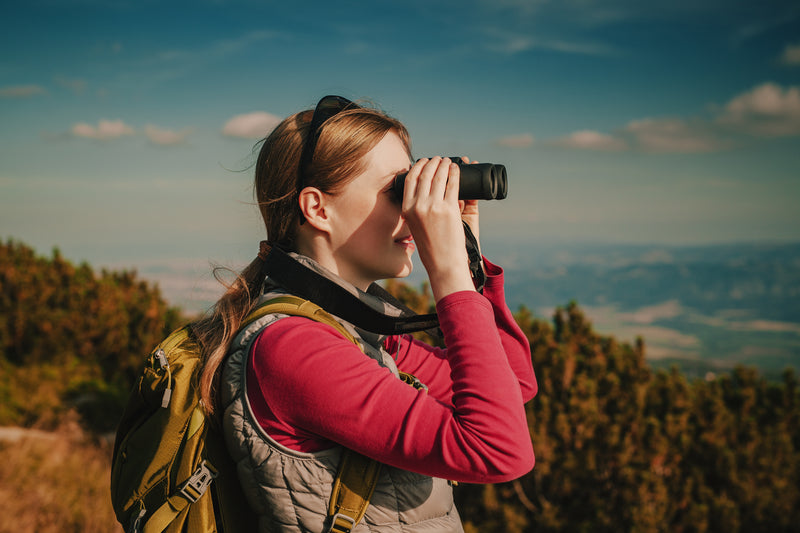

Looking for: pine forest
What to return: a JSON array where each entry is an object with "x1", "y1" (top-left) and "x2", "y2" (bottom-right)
[{"x1": 1, "y1": 239, "x2": 798, "y2": 532}]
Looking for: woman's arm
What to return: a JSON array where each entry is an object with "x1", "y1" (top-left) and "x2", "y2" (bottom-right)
[
  {"x1": 387, "y1": 257, "x2": 537, "y2": 404},
  {"x1": 248, "y1": 289, "x2": 534, "y2": 484},
  {"x1": 481, "y1": 257, "x2": 538, "y2": 401},
  {"x1": 396, "y1": 157, "x2": 535, "y2": 400}
]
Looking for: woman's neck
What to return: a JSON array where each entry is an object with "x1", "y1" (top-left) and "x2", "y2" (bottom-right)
[{"x1": 294, "y1": 236, "x2": 373, "y2": 292}]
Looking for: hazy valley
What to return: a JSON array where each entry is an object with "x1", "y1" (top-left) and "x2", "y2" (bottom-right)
[
  {"x1": 130, "y1": 241, "x2": 800, "y2": 380},
  {"x1": 493, "y1": 241, "x2": 800, "y2": 379}
]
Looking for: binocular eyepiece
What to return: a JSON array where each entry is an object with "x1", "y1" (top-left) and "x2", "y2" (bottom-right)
[{"x1": 393, "y1": 160, "x2": 508, "y2": 201}]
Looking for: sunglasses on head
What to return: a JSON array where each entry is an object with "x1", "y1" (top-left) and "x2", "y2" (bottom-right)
[{"x1": 297, "y1": 95, "x2": 360, "y2": 193}]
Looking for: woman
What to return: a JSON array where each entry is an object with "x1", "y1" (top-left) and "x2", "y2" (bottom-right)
[{"x1": 194, "y1": 96, "x2": 537, "y2": 532}]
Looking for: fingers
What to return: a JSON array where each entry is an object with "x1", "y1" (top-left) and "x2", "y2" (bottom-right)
[
  {"x1": 400, "y1": 158, "x2": 425, "y2": 202},
  {"x1": 401, "y1": 157, "x2": 457, "y2": 209},
  {"x1": 400, "y1": 156, "x2": 464, "y2": 244},
  {"x1": 443, "y1": 161, "x2": 459, "y2": 203},
  {"x1": 403, "y1": 156, "x2": 482, "y2": 206},
  {"x1": 400, "y1": 158, "x2": 470, "y2": 296},
  {"x1": 423, "y1": 157, "x2": 451, "y2": 201},
  {"x1": 428, "y1": 158, "x2": 460, "y2": 204}
]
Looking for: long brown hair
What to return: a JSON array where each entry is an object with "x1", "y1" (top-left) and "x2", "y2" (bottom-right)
[{"x1": 193, "y1": 101, "x2": 410, "y2": 414}]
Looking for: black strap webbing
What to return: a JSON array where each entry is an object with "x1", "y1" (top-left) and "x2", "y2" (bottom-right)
[
  {"x1": 261, "y1": 245, "x2": 440, "y2": 335},
  {"x1": 363, "y1": 283, "x2": 443, "y2": 341},
  {"x1": 463, "y1": 221, "x2": 485, "y2": 293}
]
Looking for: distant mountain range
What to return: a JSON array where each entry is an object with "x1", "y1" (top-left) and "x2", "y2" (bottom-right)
[
  {"x1": 488, "y1": 241, "x2": 800, "y2": 379},
  {"x1": 131, "y1": 241, "x2": 800, "y2": 380}
]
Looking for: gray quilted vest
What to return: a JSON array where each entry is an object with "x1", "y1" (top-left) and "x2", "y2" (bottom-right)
[{"x1": 220, "y1": 253, "x2": 464, "y2": 532}]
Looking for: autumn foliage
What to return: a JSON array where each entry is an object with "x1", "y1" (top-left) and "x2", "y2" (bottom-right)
[
  {"x1": 1, "y1": 239, "x2": 799, "y2": 532},
  {"x1": 0, "y1": 239, "x2": 182, "y2": 430},
  {"x1": 456, "y1": 303, "x2": 800, "y2": 532}
]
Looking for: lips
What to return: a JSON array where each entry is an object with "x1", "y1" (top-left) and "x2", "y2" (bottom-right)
[{"x1": 395, "y1": 235, "x2": 414, "y2": 245}]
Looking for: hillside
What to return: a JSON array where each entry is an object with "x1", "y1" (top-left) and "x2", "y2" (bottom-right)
[
  {"x1": 492, "y1": 241, "x2": 800, "y2": 379},
  {"x1": 0, "y1": 239, "x2": 183, "y2": 431},
  {"x1": 118, "y1": 241, "x2": 800, "y2": 380},
  {"x1": 1, "y1": 239, "x2": 800, "y2": 532}
]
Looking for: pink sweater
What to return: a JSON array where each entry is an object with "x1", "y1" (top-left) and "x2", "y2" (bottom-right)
[{"x1": 246, "y1": 260, "x2": 537, "y2": 483}]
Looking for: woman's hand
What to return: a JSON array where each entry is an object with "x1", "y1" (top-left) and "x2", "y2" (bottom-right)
[{"x1": 401, "y1": 157, "x2": 475, "y2": 301}]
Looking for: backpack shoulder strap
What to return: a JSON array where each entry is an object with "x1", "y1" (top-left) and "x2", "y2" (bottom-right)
[
  {"x1": 243, "y1": 295, "x2": 357, "y2": 344},
  {"x1": 327, "y1": 452, "x2": 382, "y2": 533},
  {"x1": 244, "y1": 295, "x2": 378, "y2": 533}
]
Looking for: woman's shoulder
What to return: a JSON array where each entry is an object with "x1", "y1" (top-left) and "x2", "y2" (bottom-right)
[{"x1": 253, "y1": 314, "x2": 352, "y2": 351}]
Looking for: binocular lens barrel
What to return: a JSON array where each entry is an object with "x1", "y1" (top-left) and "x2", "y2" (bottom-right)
[{"x1": 392, "y1": 161, "x2": 508, "y2": 201}]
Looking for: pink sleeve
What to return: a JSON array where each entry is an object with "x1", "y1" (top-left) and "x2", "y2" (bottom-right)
[
  {"x1": 481, "y1": 257, "x2": 538, "y2": 401},
  {"x1": 386, "y1": 257, "x2": 537, "y2": 404},
  {"x1": 248, "y1": 289, "x2": 535, "y2": 484}
]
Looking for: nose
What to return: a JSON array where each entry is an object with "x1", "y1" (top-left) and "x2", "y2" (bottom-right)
[{"x1": 397, "y1": 217, "x2": 409, "y2": 234}]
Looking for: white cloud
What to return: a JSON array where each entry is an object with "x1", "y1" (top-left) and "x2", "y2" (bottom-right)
[
  {"x1": 494, "y1": 36, "x2": 536, "y2": 54},
  {"x1": 625, "y1": 117, "x2": 725, "y2": 153},
  {"x1": 0, "y1": 84, "x2": 46, "y2": 98},
  {"x1": 725, "y1": 82, "x2": 800, "y2": 115},
  {"x1": 780, "y1": 44, "x2": 800, "y2": 66},
  {"x1": 718, "y1": 82, "x2": 800, "y2": 137},
  {"x1": 495, "y1": 132, "x2": 535, "y2": 148},
  {"x1": 55, "y1": 76, "x2": 87, "y2": 95},
  {"x1": 547, "y1": 82, "x2": 800, "y2": 154},
  {"x1": 538, "y1": 39, "x2": 618, "y2": 56},
  {"x1": 222, "y1": 112, "x2": 282, "y2": 139},
  {"x1": 484, "y1": 28, "x2": 617, "y2": 56},
  {"x1": 552, "y1": 130, "x2": 627, "y2": 151},
  {"x1": 71, "y1": 119, "x2": 135, "y2": 140},
  {"x1": 144, "y1": 125, "x2": 191, "y2": 146},
  {"x1": 211, "y1": 30, "x2": 277, "y2": 57}
]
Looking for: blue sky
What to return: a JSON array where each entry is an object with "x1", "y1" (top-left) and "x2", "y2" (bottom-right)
[{"x1": 2, "y1": 0, "x2": 799, "y2": 272}]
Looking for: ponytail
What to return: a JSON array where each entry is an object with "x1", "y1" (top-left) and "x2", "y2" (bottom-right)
[{"x1": 193, "y1": 248, "x2": 268, "y2": 415}]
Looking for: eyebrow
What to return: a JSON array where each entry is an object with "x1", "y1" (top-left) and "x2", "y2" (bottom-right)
[
  {"x1": 378, "y1": 173, "x2": 398, "y2": 192},
  {"x1": 379, "y1": 164, "x2": 410, "y2": 184}
]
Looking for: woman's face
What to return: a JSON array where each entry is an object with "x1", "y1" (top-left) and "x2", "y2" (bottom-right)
[{"x1": 324, "y1": 130, "x2": 414, "y2": 289}]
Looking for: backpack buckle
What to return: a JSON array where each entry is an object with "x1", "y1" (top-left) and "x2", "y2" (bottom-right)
[
  {"x1": 327, "y1": 512, "x2": 357, "y2": 533},
  {"x1": 179, "y1": 460, "x2": 218, "y2": 503},
  {"x1": 127, "y1": 507, "x2": 146, "y2": 533}
]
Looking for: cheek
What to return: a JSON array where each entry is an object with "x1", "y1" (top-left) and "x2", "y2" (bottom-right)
[
  {"x1": 359, "y1": 194, "x2": 397, "y2": 223},
  {"x1": 373, "y1": 201, "x2": 403, "y2": 232},
  {"x1": 335, "y1": 194, "x2": 374, "y2": 228},
  {"x1": 333, "y1": 189, "x2": 401, "y2": 242}
]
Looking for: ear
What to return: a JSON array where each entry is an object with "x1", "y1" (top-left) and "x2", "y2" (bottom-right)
[{"x1": 298, "y1": 187, "x2": 332, "y2": 233}]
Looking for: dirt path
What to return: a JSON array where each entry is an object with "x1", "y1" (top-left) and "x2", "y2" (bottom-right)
[
  {"x1": 0, "y1": 426, "x2": 61, "y2": 443},
  {"x1": 0, "y1": 426, "x2": 116, "y2": 445}
]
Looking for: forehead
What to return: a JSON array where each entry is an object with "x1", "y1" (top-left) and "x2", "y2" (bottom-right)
[{"x1": 359, "y1": 131, "x2": 411, "y2": 181}]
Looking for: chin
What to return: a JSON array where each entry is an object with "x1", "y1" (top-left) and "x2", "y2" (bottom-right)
[
  {"x1": 375, "y1": 257, "x2": 413, "y2": 282},
  {"x1": 396, "y1": 260, "x2": 413, "y2": 279},
  {"x1": 384, "y1": 266, "x2": 412, "y2": 282}
]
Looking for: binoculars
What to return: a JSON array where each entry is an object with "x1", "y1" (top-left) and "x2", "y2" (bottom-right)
[{"x1": 393, "y1": 160, "x2": 508, "y2": 200}]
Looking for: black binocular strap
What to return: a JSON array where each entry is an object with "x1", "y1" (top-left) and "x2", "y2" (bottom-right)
[
  {"x1": 260, "y1": 245, "x2": 441, "y2": 335},
  {"x1": 463, "y1": 221, "x2": 486, "y2": 293}
]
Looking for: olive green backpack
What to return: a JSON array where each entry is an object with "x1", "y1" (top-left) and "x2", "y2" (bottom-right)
[{"x1": 110, "y1": 296, "x2": 382, "y2": 533}]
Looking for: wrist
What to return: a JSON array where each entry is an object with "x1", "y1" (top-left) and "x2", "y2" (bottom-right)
[{"x1": 428, "y1": 267, "x2": 476, "y2": 303}]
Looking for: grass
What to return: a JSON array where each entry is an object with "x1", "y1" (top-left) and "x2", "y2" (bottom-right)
[{"x1": 0, "y1": 412, "x2": 120, "y2": 533}]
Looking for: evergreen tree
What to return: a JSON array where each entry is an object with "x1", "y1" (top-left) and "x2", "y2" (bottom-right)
[
  {"x1": 0, "y1": 239, "x2": 183, "y2": 430},
  {"x1": 2, "y1": 239, "x2": 799, "y2": 531}
]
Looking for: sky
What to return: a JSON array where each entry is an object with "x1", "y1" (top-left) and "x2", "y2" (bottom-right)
[{"x1": 1, "y1": 0, "x2": 800, "y2": 276}]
